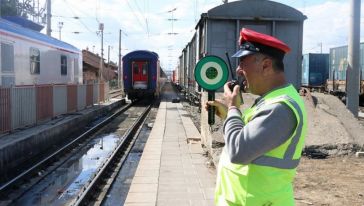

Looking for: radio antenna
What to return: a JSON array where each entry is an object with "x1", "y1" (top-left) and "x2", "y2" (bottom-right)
[{"x1": 225, "y1": 52, "x2": 236, "y2": 80}]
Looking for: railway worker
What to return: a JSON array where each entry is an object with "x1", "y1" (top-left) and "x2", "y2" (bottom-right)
[{"x1": 206, "y1": 28, "x2": 307, "y2": 205}]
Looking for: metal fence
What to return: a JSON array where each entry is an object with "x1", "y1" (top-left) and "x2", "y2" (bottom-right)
[
  {"x1": 0, "y1": 83, "x2": 109, "y2": 134},
  {"x1": 0, "y1": 88, "x2": 11, "y2": 133}
]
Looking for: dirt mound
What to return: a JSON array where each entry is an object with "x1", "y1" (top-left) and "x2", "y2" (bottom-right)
[
  {"x1": 198, "y1": 91, "x2": 364, "y2": 163},
  {"x1": 303, "y1": 92, "x2": 364, "y2": 151}
]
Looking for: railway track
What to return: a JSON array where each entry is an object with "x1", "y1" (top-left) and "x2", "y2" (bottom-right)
[{"x1": 0, "y1": 100, "x2": 154, "y2": 205}]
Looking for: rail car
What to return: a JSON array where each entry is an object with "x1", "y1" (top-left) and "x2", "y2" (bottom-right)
[
  {"x1": 327, "y1": 44, "x2": 364, "y2": 93},
  {"x1": 0, "y1": 17, "x2": 82, "y2": 86},
  {"x1": 301, "y1": 53, "x2": 330, "y2": 90},
  {"x1": 122, "y1": 50, "x2": 161, "y2": 100},
  {"x1": 300, "y1": 52, "x2": 364, "y2": 105},
  {"x1": 174, "y1": 0, "x2": 306, "y2": 104}
]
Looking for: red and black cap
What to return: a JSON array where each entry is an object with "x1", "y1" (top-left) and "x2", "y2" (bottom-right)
[{"x1": 232, "y1": 28, "x2": 291, "y2": 61}]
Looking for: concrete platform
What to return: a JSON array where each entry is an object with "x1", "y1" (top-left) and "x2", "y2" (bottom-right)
[
  {"x1": 124, "y1": 101, "x2": 216, "y2": 206},
  {"x1": 0, "y1": 98, "x2": 125, "y2": 180}
]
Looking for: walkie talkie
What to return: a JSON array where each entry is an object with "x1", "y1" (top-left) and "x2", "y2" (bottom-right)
[
  {"x1": 225, "y1": 52, "x2": 243, "y2": 104},
  {"x1": 225, "y1": 52, "x2": 239, "y2": 91}
]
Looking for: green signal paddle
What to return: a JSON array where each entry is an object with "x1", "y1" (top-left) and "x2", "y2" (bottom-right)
[{"x1": 195, "y1": 56, "x2": 229, "y2": 125}]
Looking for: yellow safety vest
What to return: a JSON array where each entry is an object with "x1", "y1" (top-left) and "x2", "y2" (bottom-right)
[{"x1": 215, "y1": 84, "x2": 307, "y2": 206}]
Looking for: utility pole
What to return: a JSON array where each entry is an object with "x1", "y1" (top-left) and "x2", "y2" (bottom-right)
[
  {"x1": 167, "y1": 8, "x2": 178, "y2": 35},
  {"x1": 167, "y1": 8, "x2": 177, "y2": 71},
  {"x1": 58, "y1": 22, "x2": 63, "y2": 40},
  {"x1": 99, "y1": 23, "x2": 104, "y2": 82},
  {"x1": 107, "y1": 45, "x2": 111, "y2": 65},
  {"x1": 46, "y1": 0, "x2": 52, "y2": 36},
  {"x1": 347, "y1": 0, "x2": 360, "y2": 117},
  {"x1": 118, "y1": 29, "x2": 122, "y2": 89}
]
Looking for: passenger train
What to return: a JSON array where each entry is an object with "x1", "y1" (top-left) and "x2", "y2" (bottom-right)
[
  {"x1": 0, "y1": 17, "x2": 82, "y2": 87},
  {"x1": 122, "y1": 50, "x2": 161, "y2": 100}
]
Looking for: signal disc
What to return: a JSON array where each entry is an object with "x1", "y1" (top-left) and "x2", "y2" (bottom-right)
[{"x1": 194, "y1": 56, "x2": 229, "y2": 91}]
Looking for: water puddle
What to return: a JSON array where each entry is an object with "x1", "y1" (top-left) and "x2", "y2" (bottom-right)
[{"x1": 15, "y1": 134, "x2": 121, "y2": 206}]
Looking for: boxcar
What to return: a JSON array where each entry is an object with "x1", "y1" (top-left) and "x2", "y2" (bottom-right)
[
  {"x1": 178, "y1": 0, "x2": 306, "y2": 98},
  {"x1": 122, "y1": 50, "x2": 160, "y2": 100},
  {"x1": 302, "y1": 53, "x2": 329, "y2": 87}
]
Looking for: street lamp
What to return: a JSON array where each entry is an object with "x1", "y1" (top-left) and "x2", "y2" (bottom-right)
[{"x1": 58, "y1": 22, "x2": 63, "y2": 40}]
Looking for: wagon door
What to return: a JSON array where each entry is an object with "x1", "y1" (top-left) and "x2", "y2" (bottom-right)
[{"x1": 132, "y1": 61, "x2": 148, "y2": 89}]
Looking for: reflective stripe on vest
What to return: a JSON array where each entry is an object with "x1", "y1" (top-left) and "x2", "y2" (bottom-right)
[{"x1": 249, "y1": 95, "x2": 304, "y2": 169}]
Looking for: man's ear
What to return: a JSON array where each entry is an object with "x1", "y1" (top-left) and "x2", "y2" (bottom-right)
[{"x1": 261, "y1": 58, "x2": 273, "y2": 76}]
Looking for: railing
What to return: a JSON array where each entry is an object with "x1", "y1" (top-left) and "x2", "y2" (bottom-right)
[
  {"x1": 0, "y1": 83, "x2": 109, "y2": 135},
  {"x1": 0, "y1": 88, "x2": 11, "y2": 133},
  {"x1": 36, "y1": 85, "x2": 53, "y2": 121}
]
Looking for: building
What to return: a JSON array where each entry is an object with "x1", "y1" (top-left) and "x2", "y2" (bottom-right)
[{"x1": 82, "y1": 49, "x2": 116, "y2": 84}]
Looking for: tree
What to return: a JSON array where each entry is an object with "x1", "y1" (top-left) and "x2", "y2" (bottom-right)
[{"x1": 0, "y1": 0, "x2": 20, "y2": 17}]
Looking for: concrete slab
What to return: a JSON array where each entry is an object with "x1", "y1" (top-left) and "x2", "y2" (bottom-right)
[{"x1": 124, "y1": 101, "x2": 216, "y2": 206}]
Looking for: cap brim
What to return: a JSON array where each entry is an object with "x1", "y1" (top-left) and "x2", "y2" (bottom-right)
[{"x1": 231, "y1": 49, "x2": 256, "y2": 58}]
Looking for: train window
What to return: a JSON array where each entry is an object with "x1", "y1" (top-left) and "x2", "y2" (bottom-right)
[
  {"x1": 1, "y1": 43, "x2": 14, "y2": 72},
  {"x1": 30, "y1": 48, "x2": 40, "y2": 74},
  {"x1": 133, "y1": 63, "x2": 139, "y2": 74},
  {"x1": 142, "y1": 63, "x2": 148, "y2": 75},
  {"x1": 61, "y1": 55, "x2": 67, "y2": 75}
]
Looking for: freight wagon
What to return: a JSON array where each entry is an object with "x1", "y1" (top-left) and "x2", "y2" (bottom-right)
[
  {"x1": 176, "y1": 0, "x2": 306, "y2": 104},
  {"x1": 327, "y1": 44, "x2": 364, "y2": 93},
  {"x1": 302, "y1": 53, "x2": 330, "y2": 89},
  {"x1": 326, "y1": 44, "x2": 364, "y2": 105}
]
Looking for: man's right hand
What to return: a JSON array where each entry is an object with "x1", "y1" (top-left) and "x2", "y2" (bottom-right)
[
  {"x1": 205, "y1": 99, "x2": 228, "y2": 120},
  {"x1": 224, "y1": 83, "x2": 242, "y2": 108}
]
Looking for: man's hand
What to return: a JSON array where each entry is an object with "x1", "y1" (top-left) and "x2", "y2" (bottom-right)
[
  {"x1": 224, "y1": 82, "x2": 242, "y2": 107},
  {"x1": 205, "y1": 99, "x2": 228, "y2": 120}
]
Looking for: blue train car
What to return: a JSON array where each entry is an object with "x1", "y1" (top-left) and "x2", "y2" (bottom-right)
[
  {"x1": 122, "y1": 50, "x2": 160, "y2": 100},
  {"x1": 302, "y1": 53, "x2": 329, "y2": 87}
]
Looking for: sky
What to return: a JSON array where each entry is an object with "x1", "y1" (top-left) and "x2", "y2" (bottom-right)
[{"x1": 34, "y1": 0, "x2": 361, "y2": 72}]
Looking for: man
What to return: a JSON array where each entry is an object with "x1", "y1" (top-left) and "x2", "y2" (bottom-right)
[{"x1": 207, "y1": 28, "x2": 307, "y2": 205}]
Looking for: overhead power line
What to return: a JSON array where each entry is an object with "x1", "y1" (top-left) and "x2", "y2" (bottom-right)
[
  {"x1": 61, "y1": 0, "x2": 95, "y2": 34},
  {"x1": 126, "y1": 0, "x2": 148, "y2": 34}
]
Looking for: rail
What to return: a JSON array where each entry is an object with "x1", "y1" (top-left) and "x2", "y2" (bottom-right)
[
  {"x1": 0, "y1": 102, "x2": 132, "y2": 194},
  {"x1": 73, "y1": 103, "x2": 152, "y2": 205}
]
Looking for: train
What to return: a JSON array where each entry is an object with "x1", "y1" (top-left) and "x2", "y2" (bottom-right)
[
  {"x1": 302, "y1": 53, "x2": 329, "y2": 88},
  {"x1": 172, "y1": 0, "x2": 306, "y2": 104},
  {"x1": 326, "y1": 44, "x2": 364, "y2": 103},
  {"x1": 171, "y1": 0, "x2": 363, "y2": 106},
  {"x1": 0, "y1": 17, "x2": 83, "y2": 87},
  {"x1": 301, "y1": 49, "x2": 364, "y2": 105},
  {"x1": 122, "y1": 50, "x2": 162, "y2": 100}
]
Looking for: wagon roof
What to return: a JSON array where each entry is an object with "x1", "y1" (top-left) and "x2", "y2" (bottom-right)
[
  {"x1": 122, "y1": 50, "x2": 159, "y2": 60},
  {"x1": 196, "y1": 0, "x2": 306, "y2": 28},
  {"x1": 0, "y1": 18, "x2": 80, "y2": 53}
]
